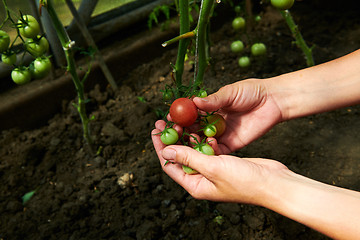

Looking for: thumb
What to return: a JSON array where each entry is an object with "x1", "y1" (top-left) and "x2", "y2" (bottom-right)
[
  {"x1": 162, "y1": 145, "x2": 214, "y2": 174},
  {"x1": 193, "y1": 85, "x2": 235, "y2": 112}
]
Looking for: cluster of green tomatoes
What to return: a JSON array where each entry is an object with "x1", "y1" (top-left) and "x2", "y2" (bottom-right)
[
  {"x1": 0, "y1": 14, "x2": 51, "y2": 85},
  {"x1": 230, "y1": 7, "x2": 267, "y2": 68},
  {"x1": 158, "y1": 96, "x2": 226, "y2": 174},
  {"x1": 229, "y1": 0, "x2": 295, "y2": 68}
]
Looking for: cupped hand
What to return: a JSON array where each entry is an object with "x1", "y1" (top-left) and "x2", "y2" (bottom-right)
[
  {"x1": 151, "y1": 126, "x2": 288, "y2": 204},
  {"x1": 193, "y1": 78, "x2": 283, "y2": 154}
]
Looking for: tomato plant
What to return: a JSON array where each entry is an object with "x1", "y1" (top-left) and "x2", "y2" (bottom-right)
[
  {"x1": 17, "y1": 15, "x2": 40, "y2": 39},
  {"x1": 30, "y1": 57, "x2": 52, "y2": 79},
  {"x1": 1, "y1": 52, "x2": 16, "y2": 65},
  {"x1": 251, "y1": 43, "x2": 266, "y2": 56},
  {"x1": 25, "y1": 36, "x2": 49, "y2": 57},
  {"x1": 232, "y1": 17, "x2": 245, "y2": 31},
  {"x1": 0, "y1": 30, "x2": 10, "y2": 53},
  {"x1": 161, "y1": 128, "x2": 179, "y2": 145},
  {"x1": 271, "y1": 0, "x2": 294, "y2": 10},
  {"x1": 11, "y1": 67, "x2": 31, "y2": 85},
  {"x1": 230, "y1": 40, "x2": 244, "y2": 53},
  {"x1": 238, "y1": 56, "x2": 250, "y2": 68},
  {"x1": 169, "y1": 98, "x2": 198, "y2": 127}
]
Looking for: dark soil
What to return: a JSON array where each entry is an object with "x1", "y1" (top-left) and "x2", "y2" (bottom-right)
[{"x1": 1, "y1": 1, "x2": 360, "y2": 239}]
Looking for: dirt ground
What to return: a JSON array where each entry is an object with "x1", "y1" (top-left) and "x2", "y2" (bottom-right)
[{"x1": 1, "y1": 1, "x2": 360, "y2": 239}]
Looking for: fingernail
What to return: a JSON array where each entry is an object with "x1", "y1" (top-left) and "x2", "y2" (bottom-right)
[
  {"x1": 162, "y1": 147, "x2": 177, "y2": 160},
  {"x1": 198, "y1": 97, "x2": 209, "y2": 102}
]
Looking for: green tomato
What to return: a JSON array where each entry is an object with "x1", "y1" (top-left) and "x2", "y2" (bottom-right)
[
  {"x1": 0, "y1": 30, "x2": 10, "y2": 53},
  {"x1": 203, "y1": 125, "x2": 217, "y2": 137},
  {"x1": 17, "y1": 15, "x2": 40, "y2": 39},
  {"x1": 194, "y1": 143, "x2": 215, "y2": 155},
  {"x1": 161, "y1": 128, "x2": 179, "y2": 145},
  {"x1": 232, "y1": 17, "x2": 245, "y2": 31},
  {"x1": 182, "y1": 165, "x2": 198, "y2": 175},
  {"x1": 1, "y1": 52, "x2": 17, "y2": 65},
  {"x1": 251, "y1": 43, "x2": 266, "y2": 56},
  {"x1": 270, "y1": 0, "x2": 294, "y2": 10},
  {"x1": 238, "y1": 56, "x2": 250, "y2": 68},
  {"x1": 25, "y1": 36, "x2": 49, "y2": 57},
  {"x1": 30, "y1": 57, "x2": 52, "y2": 79},
  {"x1": 11, "y1": 67, "x2": 31, "y2": 85},
  {"x1": 182, "y1": 143, "x2": 215, "y2": 174},
  {"x1": 198, "y1": 89, "x2": 208, "y2": 98},
  {"x1": 230, "y1": 40, "x2": 244, "y2": 53}
]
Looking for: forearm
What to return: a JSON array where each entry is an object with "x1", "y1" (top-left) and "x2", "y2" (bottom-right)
[
  {"x1": 267, "y1": 49, "x2": 360, "y2": 120},
  {"x1": 263, "y1": 170, "x2": 360, "y2": 239}
]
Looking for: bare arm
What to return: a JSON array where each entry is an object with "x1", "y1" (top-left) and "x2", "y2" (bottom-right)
[
  {"x1": 267, "y1": 49, "x2": 360, "y2": 120},
  {"x1": 265, "y1": 169, "x2": 360, "y2": 240}
]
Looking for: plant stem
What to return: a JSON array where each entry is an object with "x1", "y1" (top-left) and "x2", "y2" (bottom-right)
[
  {"x1": 44, "y1": 0, "x2": 93, "y2": 150},
  {"x1": 174, "y1": 0, "x2": 190, "y2": 93},
  {"x1": 280, "y1": 10, "x2": 314, "y2": 67},
  {"x1": 193, "y1": 0, "x2": 214, "y2": 88}
]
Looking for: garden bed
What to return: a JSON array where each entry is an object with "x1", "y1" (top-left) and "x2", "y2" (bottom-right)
[{"x1": 1, "y1": 1, "x2": 360, "y2": 239}]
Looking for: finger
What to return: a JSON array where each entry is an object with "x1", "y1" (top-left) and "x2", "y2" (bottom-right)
[
  {"x1": 206, "y1": 137, "x2": 222, "y2": 155},
  {"x1": 162, "y1": 145, "x2": 217, "y2": 178},
  {"x1": 155, "y1": 120, "x2": 183, "y2": 138},
  {"x1": 193, "y1": 84, "x2": 236, "y2": 112},
  {"x1": 188, "y1": 133, "x2": 201, "y2": 147}
]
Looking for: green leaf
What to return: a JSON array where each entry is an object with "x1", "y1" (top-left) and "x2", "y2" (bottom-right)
[{"x1": 22, "y1": 190, "x2": 36, "y2": 205}]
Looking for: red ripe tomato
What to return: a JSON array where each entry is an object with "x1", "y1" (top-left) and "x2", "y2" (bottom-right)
[{"x1": 169, "y1": 98, "x2": 198, "y2": 127}]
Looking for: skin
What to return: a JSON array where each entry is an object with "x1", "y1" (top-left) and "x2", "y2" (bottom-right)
[{"x1": 152, "y1": 49, "x2": 360, "y2": 239}]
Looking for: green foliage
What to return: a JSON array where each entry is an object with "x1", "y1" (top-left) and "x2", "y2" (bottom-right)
[{"x1": 147, "y1": 4, "x2": 171, "y2": 29}]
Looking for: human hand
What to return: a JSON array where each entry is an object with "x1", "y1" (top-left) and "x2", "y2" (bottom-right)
[
  {"x1": 193, "y1": 79, "x2": 283, "y2": 154},
  {"x1": 151, "y1": 124, "x2": 288, "y2": 204}
]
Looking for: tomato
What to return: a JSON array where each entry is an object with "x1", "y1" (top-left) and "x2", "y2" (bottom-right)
[
  {"x1": 160, "y1": 128, "x2": 179, "y2": 145},
  {"x1": 230, "y1": 40, "x2": 244, "y2": 53},
  {"x1": 0, "y1": 30, "x2": 10, "y2": 53},
  {"x1": 30, "y1": 57, "x2": 52, "y2": 79},
  {"x1": 203, "y1": 125, "x2": 217, "y2": 137},
  {"x1": 11, "y1": 67, "x2": 31, "y2": 85},
  {"x1": 169, "y1": 98, "x2": 198, "y2": 127},
  {"x1": 194, "y1": 143, "x2": 215, "y2": 156},
  {"x1": 254, "y1": 15, "x2": 262, "y2": 22},
  {"x1": 25, "y1": 36, "x2": 49, "y2": 57},
  {"x1": 198, "y1": 89, "x2": 207, "y2": 98},
  {"x1": 182, "y1": 143, "x2": 215, "y2": 175},
  {"x1": 203, "y1": 114, "x2": 226, "y2": 138},
  {"x1": 238, "y1": 56, "x2": 250, "y2": 68},
  {"x1": 17, "y1": 15, "x2": 40, "y2": 38},
  {"x1": 232, "y1": 17, "x2": 245, "y2": 31},
  {"x1": 1, "y1": 52, "x2": 17, "y2": 65},
  {"x1": 270, "y1": 0, "x2": 294, "y2": 10},
  {"x1": 182, "y1": 165, "x2": 198, "y2": 175},
  {"x1": 251, "y1": 43, "x2": 266, "y2": 56}
]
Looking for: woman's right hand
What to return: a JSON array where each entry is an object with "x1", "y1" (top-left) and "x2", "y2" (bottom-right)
[{"x1": 193, "y1": 78, "x2": 283, "y2": 154}]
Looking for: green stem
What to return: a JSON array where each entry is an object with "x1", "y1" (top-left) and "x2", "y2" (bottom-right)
[
  {"x1": 280, "y1": 10, "x2": 314, "y2": 67},
  {"x1": 174, "y1": 0, "x2": 190, "y2": 93},
  {"x1": 194, "y1": 0, "x2": 214, "y2": 88},
  {"x1": 44, "y1": 0, "x2": 93, "y2": 149},
  {"x1": 162, "y1": 30, "x2": 195, "y2": 47}
]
